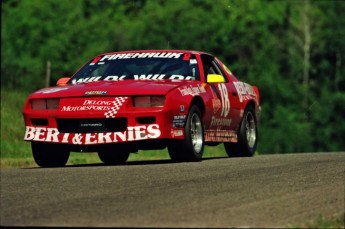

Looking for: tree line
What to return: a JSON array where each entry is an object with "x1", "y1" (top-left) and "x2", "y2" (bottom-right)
[{"x1": 2, "y1": 0, "x2": 344, "y2": 153}]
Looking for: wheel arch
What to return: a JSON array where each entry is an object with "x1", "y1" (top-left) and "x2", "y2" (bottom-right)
[
  {"x1": 245, "y1": 100, "x2": 256, "y2": 111},
  {"x1": 189, "y1": 96, "x2": 205, "y2": 117},
  {"x1": 244, "y1": 99, "x2": 260, "y2": 124}
]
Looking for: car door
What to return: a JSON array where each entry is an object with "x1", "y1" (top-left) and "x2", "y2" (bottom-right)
[{"x1": 200, "y1": 55, "x2": 242, "y2": 141}]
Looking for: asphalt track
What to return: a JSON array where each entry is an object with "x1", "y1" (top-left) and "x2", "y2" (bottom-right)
[{"x1": 1, "y1": 152, "x2": 344, "y2": 228}]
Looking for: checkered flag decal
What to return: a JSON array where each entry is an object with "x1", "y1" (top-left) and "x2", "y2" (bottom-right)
[{"x1": 104, "y1": 97, "x2": 128, "y2": 118}]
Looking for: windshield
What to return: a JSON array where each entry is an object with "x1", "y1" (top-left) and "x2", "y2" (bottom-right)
[{"x1": 70, "y1": 52, "x2": 200, "y2": 84}]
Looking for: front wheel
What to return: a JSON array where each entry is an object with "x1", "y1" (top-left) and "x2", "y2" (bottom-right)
[
  {"x1": 224, "y1": 106, "x2": 258, "y2": 157},
  {"x1": 168, "y1": 106, "x2": 204, "y2": 162},
  {"x1": 32, "y1": 142, "x2": 70, "y2": 167}
]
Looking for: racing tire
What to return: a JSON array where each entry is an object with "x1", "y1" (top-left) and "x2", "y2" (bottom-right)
[
  {"x1": 168, "y1": 106, "x2": 204, "y2": 162},
  {"x1": 98, "y1": 150, "x2": 130, "y2": 165},
  {"x1": 224, "y1": 106, "x2": 257, "y2": 157},
  {"x1": 32, "y1": 142, "x2": 70, "y2": 167}
]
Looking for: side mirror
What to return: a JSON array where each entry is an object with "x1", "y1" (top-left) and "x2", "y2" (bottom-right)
[
  {"x1": 56, "y1": 77, "x2": 70, "y2": 86},
  {"x1": 207, "y1": 74, "x2": 225, "y2": 83}
]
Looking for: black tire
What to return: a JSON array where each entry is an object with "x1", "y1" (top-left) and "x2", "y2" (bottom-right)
[
  {"x1": 168, "y1": 106, "x2": 204, "y2": 162},
  {"x1": 224, "y1": 106, "x2": 258, "y2": 157},
  {"x1": 32, "y1": 142, "x2": 70, "y2": 167},
  {"x1": 98, "y1": 149, "x2": 130, "y2": 165}
]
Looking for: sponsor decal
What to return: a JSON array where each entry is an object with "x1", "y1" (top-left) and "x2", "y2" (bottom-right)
[
  {"x1": 212, "y1": 99, "x2": 221, "y2": 114},
  {"x1": 84, "y1": 91, "x2": 107, "y2": 95},
  {"x1": 71, "y1": 76, "x2": 102, "y2": 84},
  {"x1": 210, "y1": 116, "x2": 232, "y2": 128},
  {"x1": 103, "y1": 97, "x2": 127, "y2": 118},
  {"x1": 71, "y1": 74, "x2": 195, "y2": 84},
  {"x1": 24, "y1": 124, "x2": 161, "y2": 145},
  {"x1": 60, "y1": 97, "x2": 128, "y2": 118},
  {"x1": 178, "y1": 85, "x2": 206, "y2": 96},
  {"x1": 171, "y1": 129, "x2": 184, "y2": 137},
  {"x1": 205, "y1": 130, "x2": 237, "y2": 143},
  {"x1": 172, "y1": 115, "x2": 186, "y2": 128},
  {"x1": 95, "y1": 52, "x2": 183, "y2": 65},
  {"x1": 233, "y1": 82, "x2": 256, "y2": 102}
]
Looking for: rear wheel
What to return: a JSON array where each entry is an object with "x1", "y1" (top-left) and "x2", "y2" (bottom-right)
[
  {"x1": 168, "y1": 106, "x2": 204, "y2": 162},
  {"x1": 224, "y1": 106, "x2": 257, "y2": 157},
  {"x1": 32, "y1": 142, "x2": 70, "y2": 167},
  {"x1": 98, "y1": 149, "x2": 130, "y2": 165}
]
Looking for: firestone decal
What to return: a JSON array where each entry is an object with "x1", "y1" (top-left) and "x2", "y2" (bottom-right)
[
  {"x1": 24, "y1": 124, "x2": 161, "y2": 145},
  {"x1": 210, "y1": 116, "x2": 232, "y2": 128}
]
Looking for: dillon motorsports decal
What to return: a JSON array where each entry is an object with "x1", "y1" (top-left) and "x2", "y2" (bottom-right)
[
  {"x1": 60, "y1": 97, "x2": 128, "y2": 118},
  {"x1": 24, "y1": 124, "x2": 161, "y2": 145}
]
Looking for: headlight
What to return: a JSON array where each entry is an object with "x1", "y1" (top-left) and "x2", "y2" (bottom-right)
[
  {"x1": 31, "y1": 98, "x2": 60, "y2": 110},
  {"x1": 133, "y1": 96, "x2": 165, "y2": 107}
]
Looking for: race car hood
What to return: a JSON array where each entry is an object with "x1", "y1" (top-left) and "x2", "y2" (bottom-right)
[{"x1": 28, "y1": 80, "x2": 195, "y2": 98}]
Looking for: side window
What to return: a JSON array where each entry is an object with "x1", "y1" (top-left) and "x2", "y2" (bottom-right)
[{"x1": 209, "y1": 61, "x2": 228, "y2": 82}]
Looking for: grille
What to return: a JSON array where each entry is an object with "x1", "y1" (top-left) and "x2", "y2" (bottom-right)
[{"x1": 57, "y1": 118, "x2": 127, "y2": 133}]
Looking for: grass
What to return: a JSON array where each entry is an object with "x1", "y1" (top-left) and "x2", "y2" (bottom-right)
[
  {"x1": 1, "y1": 88, "x2": 32, "y2": 159},
  {"x1": 289, "y1": 213, "x2": 345, "y2": 229}
]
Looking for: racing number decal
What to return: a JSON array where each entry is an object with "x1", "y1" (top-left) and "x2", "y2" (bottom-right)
[
  {"x1": 183, "y1": 53, "x2": 191, "y2": 60},
  {"x1": 218, "y1": 84, "x2": 230, "y2": 117}
]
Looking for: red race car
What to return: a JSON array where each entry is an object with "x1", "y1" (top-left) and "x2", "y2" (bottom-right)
[{"x1": 23, "y1": 50, "x2": 261, "y2": 167}]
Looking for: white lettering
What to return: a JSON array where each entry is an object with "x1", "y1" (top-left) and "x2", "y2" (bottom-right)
[
  {"x1": 104, "y1": 75, "x2": 126, "y2": 81},
  {"x1": 134, "y1": 126, "x2": 148, "y2": 140},
  {"x1": 147, "y1": 124, "x2": 161, "y2": 138},
  {"x1": 62, "y1": 133, "x2": 70, "y2": 143},
  {"x1": 24, "y1": 126, "x2": 36, "y2": 140},
  {"x1": 46, "y1": 128, "x2": 59, "y2": 142},
  {"x1": 85, "y1": 133, "x2": 97, "y2": 145},
  {"x1": 169, "y1": 75, "x2": 185, "y2": 80},
  {"x1": 100, "y1": 55, "x2": 113, "y2": 61},
  {"x1": 24, "y1": 124, "x2": 162, "y2": 144},
  {"x1": 127, "y1": 127, "x2": 135, "y2": 141},
  {"x1": 114, "y1": 131, "x2": 127, "y2": 142},
  {"x1": 218, "y1": 84, "x2": 230, "y2": 117},
  {"x1": 34, "y1": 127, "x2": 46, "y2": 141},
  {"x1": 98, "y1": 133, "x2": 112, "y2": 143}
]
